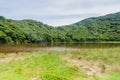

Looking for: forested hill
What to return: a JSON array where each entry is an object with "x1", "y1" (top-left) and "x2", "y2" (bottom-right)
[
  {"x1": 0, "y1": 16, "x2": 58, "y2": 43},
  {"x1": 0, "y1": 12, "x2": 120, "y2": 43},
  {"x1": 59, "y1": 12, "x2": 120, "y2": 41}
]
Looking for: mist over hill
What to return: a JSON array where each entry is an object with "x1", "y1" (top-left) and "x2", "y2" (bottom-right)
[{"x1": 0, "y1": 12, "x2": 120, "y2": 43}]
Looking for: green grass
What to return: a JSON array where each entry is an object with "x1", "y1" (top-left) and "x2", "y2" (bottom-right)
[
  {"x1": 0, "y1": 52, "x2": 78, "y2": 80},
  {"x1": 0, "y1": 47, "x2": 120, "y2": 80}
]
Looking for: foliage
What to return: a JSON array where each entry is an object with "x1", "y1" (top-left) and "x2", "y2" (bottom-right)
[{"x1": 0, "y1": 12, "x2": 120, "y2": 43}]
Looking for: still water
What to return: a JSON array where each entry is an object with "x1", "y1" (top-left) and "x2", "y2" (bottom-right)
[{"x1": 0, "y1": 42, "x2": 120, "y2": 53}]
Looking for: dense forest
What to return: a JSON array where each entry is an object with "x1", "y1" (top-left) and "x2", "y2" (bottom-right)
[{"x1": 0, "y1": 12, "x2": 120, "y2": 43}]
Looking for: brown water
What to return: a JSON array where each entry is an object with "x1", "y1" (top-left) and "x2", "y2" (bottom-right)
[{"x1": 0, "y1": 42, "x2": 120, "y2": 53}]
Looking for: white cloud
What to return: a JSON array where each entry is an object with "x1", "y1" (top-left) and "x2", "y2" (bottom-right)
[
  {"x1": 43, "y1": 18, "x2": 82, "y2": 27},
  {"x1": 0, "y1": 0, "x2": 120, "y2": 26}
]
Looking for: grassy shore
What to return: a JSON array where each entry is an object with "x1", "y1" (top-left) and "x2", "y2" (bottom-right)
[{"x1": 0, "y1": 47, "x2": 120, "y2": 80}]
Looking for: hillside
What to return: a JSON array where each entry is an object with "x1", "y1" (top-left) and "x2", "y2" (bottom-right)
[
  {"x1": 59, "y1": 12, "x2": 120, "y2": 41},
  {"x1": 0, "y1": 12, "x2": 120, "y2": 43},
  {"x1": 0, "y1": 17, "x2": 59, "y2": 43}
]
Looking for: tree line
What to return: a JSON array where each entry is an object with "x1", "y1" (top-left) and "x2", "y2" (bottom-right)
[{"x1": 0, "y1": 12, "x2": 120, "y2": 43}]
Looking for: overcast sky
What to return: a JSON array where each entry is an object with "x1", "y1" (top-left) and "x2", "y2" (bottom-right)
[{"x1": 0, "y1": 0, "x2": 120, "y2": 26}]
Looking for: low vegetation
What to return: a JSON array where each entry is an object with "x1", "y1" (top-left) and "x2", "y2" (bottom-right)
[{"x1": 0, "y1": 47, "x2": 120, "y2": 80}]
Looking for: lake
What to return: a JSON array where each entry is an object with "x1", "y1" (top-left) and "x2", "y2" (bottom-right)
[{"x1": 0, "y1": 42, "x2": 120, "y2": 53}]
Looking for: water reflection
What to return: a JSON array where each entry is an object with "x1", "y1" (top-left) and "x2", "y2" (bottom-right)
[{"x1": 0, "y1": 42, "x2": 120, "y2": 53}]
